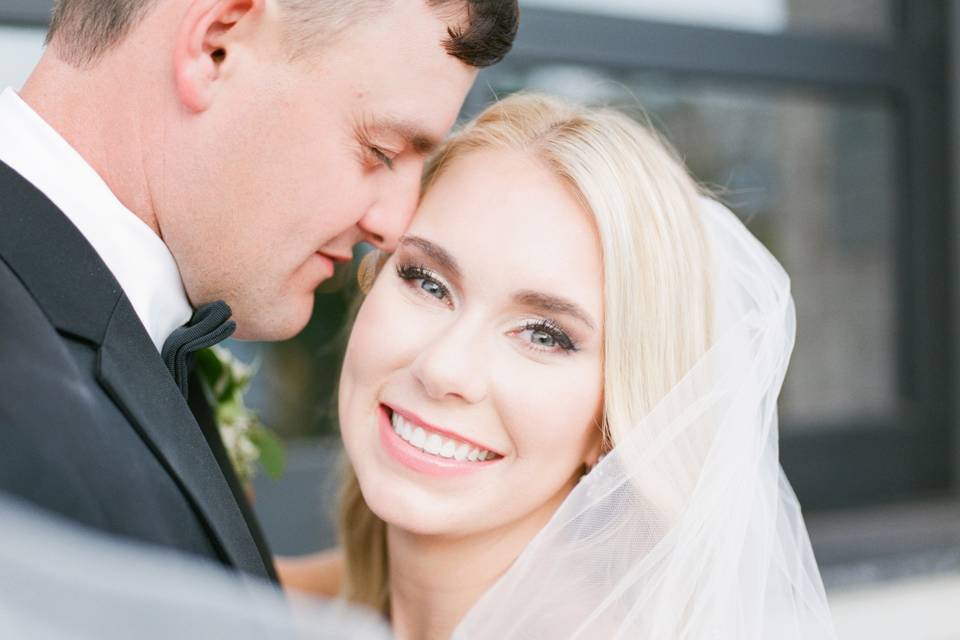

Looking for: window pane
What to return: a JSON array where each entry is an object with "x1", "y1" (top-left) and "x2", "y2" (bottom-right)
[
  {"x1": 469, "y1": 62, "x2": 899, "y2": 431},
  {"x1": 785, "y1": 0, "x2": 893, "y2": 41},
  {"x1": 521, "y1": 0, "x2": 894, "y2": 42},
  {"x1": 0, "y1": 25, "x2": 45, "y2": 89}
]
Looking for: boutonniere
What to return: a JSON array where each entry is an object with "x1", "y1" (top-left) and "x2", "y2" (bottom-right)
[{"x1": 195, "y1": 346, "x2": 286, "y2": 486}]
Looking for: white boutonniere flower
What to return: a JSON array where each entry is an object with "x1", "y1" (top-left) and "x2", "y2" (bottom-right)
[{"x1": 195, "y1": 346, "x2": 286, "y2": 486}]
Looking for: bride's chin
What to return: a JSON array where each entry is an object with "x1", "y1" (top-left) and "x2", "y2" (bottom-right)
[{"x1": 360, "y1": 481, "x2": 456, "y2": 535}]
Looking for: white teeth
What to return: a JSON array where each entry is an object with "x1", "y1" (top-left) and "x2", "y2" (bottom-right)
[
  {"x1": 425, "y1": 434, "x2": 443, "y2": 455},
  {"x1": 411, "y1": 427, "x2": 426, "y2": 448},
  {"x1": 389, "y1": 411, "x2": 495, "y2": 463},
  {"x1": 440, "y1": 440, "x2": 456, "y2": 459},
  {"x1": 392, "y1": 412, "x2": 402, "y2": 434}
]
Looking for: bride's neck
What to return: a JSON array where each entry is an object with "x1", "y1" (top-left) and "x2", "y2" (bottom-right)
[
  {"x1": 386, "y1": 527, "x2": 504, "y2": 640},
  {"x1": 385, "y1": 481, "x2": 574, "y2": 640}
]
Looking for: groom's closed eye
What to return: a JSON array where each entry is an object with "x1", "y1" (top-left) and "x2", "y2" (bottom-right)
[{"x1": 364, "y1": 114, "x2": 441, "y2": 157}]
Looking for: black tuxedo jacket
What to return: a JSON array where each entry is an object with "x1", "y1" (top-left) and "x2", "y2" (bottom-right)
[{"x1": 0, "y1": 161, "x2": 276, "y2": 582}]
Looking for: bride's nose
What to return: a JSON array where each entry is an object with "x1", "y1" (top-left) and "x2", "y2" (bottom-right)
[{"x1": 408, "y1": 318, "x2": 488, "y2": 405}]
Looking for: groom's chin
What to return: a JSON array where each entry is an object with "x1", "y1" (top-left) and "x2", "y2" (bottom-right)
[{"x1": 232, "y1": 297, "x2": 315, "y2": 342}]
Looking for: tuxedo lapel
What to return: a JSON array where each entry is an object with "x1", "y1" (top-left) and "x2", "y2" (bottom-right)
[
  {"x1": 0, "y1": 161, "x2": 270, "y2": 579},
  {"x1": 188, "y1": 372, "x2": 279, "y2": 582},
  {"x1": 97, "y1": 299, "x2": 271, "y2": 579}
]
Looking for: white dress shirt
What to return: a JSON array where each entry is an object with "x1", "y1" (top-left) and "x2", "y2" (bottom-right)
[{"x1": 0, "y1": 87, "x2": 192, "y2": 352}]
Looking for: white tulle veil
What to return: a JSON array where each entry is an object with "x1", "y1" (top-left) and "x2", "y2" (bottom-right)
[
  {"x1": 453, "y1": 198, "x2": 836, "y2": 639},
  {"x1": 0, "y1": 199, "x2": 833, "y2": 639},
  {"x1": 0, "y1": 494, "x2": 390, "y2": 640}
]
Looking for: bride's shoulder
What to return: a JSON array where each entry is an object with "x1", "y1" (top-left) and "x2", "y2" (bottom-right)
[{"x1": 275, "y1": 548, "x2": 344, "y2": 598}]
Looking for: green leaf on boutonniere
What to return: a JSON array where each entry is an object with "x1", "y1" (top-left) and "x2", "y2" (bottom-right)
[
  {"x1": 250, "y1": 426, "x2": 286, "y2": 480},
  {"x1": 195, "y1": 346, "x2": 286, "y2": 486}
]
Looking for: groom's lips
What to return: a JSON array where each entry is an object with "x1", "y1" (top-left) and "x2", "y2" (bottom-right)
[
  {"x1": 311, "y1": 253, "x2": 336, "y2": 279},
  {"x1": 318, "y1": 252, "x2": 352, "y2": 263},
  {"x1": 310, "y1": 252, "x2": 350, "y2": 281}
]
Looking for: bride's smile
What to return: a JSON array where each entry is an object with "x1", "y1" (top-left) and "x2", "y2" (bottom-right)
[{"x1": 379, "y1": 403, "x2": 505, "y2": 478}]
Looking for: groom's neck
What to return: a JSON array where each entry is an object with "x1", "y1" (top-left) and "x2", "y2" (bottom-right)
[{"x1": 20, "y1": 45, "x2": 163, "y2": 237}]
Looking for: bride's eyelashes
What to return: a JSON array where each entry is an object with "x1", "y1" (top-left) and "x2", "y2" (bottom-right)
[
  {"x1": 396, "y1": 263, "x2": 454, "y2": 308},
  {"x1": 394, "y1": 262, "x2": 579, "y2": 354},
  {"x1": 509, "y1": 319, "x2": 579, "y2": 355}
]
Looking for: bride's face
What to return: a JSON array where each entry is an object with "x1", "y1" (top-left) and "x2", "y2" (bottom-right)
[{"x1": 339, "y1": 148, "x2": 604, "y2": 537}]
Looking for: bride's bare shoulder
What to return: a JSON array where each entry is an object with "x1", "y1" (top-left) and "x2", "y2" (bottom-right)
[{"x1": 275, "y1": 548, "x2": 344, "y2": 598}]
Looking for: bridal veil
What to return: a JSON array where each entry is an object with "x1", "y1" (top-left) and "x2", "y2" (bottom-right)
[{"x1": 453, "y1": 198, "x2": 836, "y2": 639}]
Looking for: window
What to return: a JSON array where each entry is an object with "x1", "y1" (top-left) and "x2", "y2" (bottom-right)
[{"x1": 464, "y1": 3, "x2": 950, "y2": 510}]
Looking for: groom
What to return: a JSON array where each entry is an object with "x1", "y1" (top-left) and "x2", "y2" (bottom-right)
[{"x1": 0, "y1": 0, "x2": 517, "y2": 582}]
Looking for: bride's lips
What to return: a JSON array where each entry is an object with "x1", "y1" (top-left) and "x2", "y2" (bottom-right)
[{"x1": 377, "y1": 404, "x2": 503, "y2": 478}]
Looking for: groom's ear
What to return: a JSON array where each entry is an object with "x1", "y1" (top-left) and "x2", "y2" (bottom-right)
[{"x1": 174, "y1": 0, "x2": 264, "y2": 113}]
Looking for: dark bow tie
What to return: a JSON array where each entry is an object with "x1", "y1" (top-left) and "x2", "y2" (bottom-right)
[{"x1": 161, "y1": 300, "x2": 236, "y2": 399}]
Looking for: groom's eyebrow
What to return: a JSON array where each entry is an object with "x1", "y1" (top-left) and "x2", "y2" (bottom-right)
[
  {"x1": 370, "y1": 116, "x2": 439, "y2": 155},
  {"x1": 399, "y1": 236, "x2": 462, "y2": 277}
]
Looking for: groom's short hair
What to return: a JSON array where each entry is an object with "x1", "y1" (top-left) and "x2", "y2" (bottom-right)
[{"x1": 47, "y1": 0, "x2": 518, "y2": 68}]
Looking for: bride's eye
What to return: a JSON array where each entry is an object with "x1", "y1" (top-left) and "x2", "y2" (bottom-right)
[
  {"x1": 531, "y1": 328, "x2": 557, "y2": 348},
  {"x1": 511, "y1": 319, "x2": 578, "y2": 354},
  {"x1": 395, "y1": 264, "x2": 453, "y2": 308}
]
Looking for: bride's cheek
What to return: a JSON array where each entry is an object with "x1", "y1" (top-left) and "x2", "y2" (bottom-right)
[{"x1": 354, "y1": 286, "x2": 434, "y2": 371}]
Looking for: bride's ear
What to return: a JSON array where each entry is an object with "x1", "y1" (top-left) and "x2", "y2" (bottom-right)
[
  {"x1": 583, "y1": 430, "x2": 607, "y2": 472},
  {"x1": 174, "y1": 0, "x2": 264, "y2": 113}
]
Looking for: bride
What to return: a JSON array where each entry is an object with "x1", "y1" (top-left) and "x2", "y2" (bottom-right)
[{"x1": 279, "y1": 92, "x2": 837, "y2": 639}]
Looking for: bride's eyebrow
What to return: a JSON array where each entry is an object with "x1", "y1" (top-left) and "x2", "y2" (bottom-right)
[
  {"x1": 397, "y1": 236, "x2": 462, "y2": 279},
  {"x1": 513, "y1": 290, "x2": 596, "y2": 330}
]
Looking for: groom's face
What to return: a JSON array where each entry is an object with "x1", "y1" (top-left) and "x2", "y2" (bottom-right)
[{"x1": 158, "y1": 1, "x2": 477, "y2": 340}]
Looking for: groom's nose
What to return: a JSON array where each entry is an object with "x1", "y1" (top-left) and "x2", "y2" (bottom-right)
[{"x1": 357, "y1": 165, "x2": 421, "y2": 251}]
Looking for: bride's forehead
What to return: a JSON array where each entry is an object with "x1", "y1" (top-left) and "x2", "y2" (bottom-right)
[
  {"x1": 405, "y1": 203, "x2": 602, "y2": 320},
  {"x1": 413, "y1": 152, "x2": 598, "y2": 261}
]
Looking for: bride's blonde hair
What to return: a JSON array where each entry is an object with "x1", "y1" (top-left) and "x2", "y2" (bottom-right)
[{"x1": 338, "y1": 92, "x2": 713, "y2": 613}]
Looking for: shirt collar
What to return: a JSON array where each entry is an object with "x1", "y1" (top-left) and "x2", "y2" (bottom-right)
[{"x1": 0, "y1": 87, "x2": 192, "y2": 352}]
